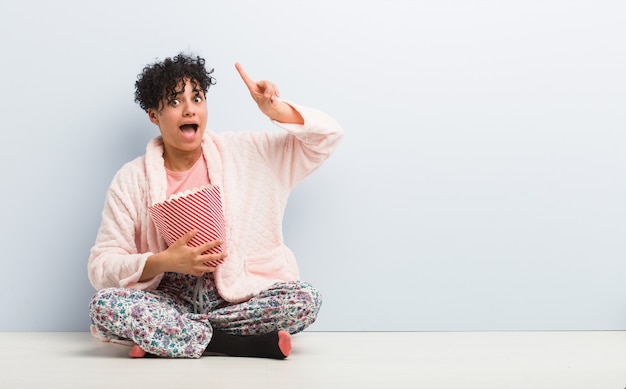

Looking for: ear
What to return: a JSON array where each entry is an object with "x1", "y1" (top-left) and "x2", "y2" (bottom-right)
[{"x1": 148, "y1": 108, "x2": 159, "y2": 125}]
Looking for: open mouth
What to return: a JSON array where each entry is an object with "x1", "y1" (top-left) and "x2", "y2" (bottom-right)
[{"x1": 179, "y1": 123, "x2": 198, "y2": 137}]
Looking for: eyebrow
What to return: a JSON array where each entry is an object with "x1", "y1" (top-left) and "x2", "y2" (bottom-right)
[
  {"x1": 166, "y1": 89, "x2": 204, "y2": 103},
  {"x1": 170, "y1": 88, "x2": 203, "y2": 97}
]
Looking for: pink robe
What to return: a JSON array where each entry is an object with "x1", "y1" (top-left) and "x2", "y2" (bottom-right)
[{"x1": 88, "y1": 103, "x2": 343, "y2": 303}]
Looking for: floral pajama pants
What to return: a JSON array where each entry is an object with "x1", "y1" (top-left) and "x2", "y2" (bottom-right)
[{"x1": 89, "y1": 272, "x2": 322, "y2": 358}]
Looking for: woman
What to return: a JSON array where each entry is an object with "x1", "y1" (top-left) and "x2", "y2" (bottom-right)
[{"x1": 88, "y1": 53, "x2": 343, "y2": 359}]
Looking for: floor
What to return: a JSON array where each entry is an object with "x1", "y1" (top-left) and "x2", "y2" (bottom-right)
[{"x1": 1, "y1": 331, "x2": 625, "y2": 389}]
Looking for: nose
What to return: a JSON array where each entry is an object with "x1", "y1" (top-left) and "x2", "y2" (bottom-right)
[{"x1": 183, "y1": 99, "x2": 196, "y2": 117}]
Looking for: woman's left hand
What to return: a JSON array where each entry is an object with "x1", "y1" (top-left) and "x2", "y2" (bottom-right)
[{"x1": 235, "y1": 63, "x2": 304, "y2": 124}]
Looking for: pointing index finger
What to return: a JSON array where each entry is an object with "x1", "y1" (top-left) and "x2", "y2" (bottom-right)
[{"x1": 235, "y1": 62, "x2": 255, "y2": 90}]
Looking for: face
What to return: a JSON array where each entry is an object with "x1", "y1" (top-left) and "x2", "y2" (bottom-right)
[{"x1": 148, "y1": 78, "x2": 207, "y2": 161}]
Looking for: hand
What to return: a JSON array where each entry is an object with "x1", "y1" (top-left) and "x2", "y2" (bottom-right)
[
  {"x1": 166, "y1": 230, "x2": 227, "y2": 276},
  {"x1": 235, "y1": 63, "x2": 304, "y2": 124},
  {"x1": 141, "y1": 230, "x2": 227, "y2": 280}
]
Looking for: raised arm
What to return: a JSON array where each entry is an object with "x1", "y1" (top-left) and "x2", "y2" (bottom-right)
[{"x1": 235, "y1": 62, "x2": 304, "y2": 125}]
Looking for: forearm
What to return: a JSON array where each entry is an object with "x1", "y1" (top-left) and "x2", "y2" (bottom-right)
[
  {"x1": 268, "y1": 101, "x2": 304, "y2": 125},
  {"x1": 88, "y1": 249, "x2": 163, "y2": 291},
  {"x1": 139, "y1": 251, "x2": 169, "y2": 282},
  {"x1": 274, "y1": 103, "x2": 344, "y2": 150}
]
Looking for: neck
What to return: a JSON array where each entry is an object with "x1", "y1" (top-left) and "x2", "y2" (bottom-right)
[{"x1": 163, "y1": 148, "x2": 202, "y2": 172}]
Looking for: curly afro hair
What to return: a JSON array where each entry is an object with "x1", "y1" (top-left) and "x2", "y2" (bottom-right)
[{"x1": 134, "y1": 53, "x2": 216, "y2": 112}]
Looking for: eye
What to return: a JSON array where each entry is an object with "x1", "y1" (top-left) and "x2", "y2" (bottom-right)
[
  {"x1": 169, "y1": 99, "x2": 180, "y2": 107},
  {"x1": 194, "y1": 95, "x2": 203, "y2": 103}
]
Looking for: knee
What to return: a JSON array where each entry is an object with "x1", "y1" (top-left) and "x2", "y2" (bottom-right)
[
  {"x1": 295, "y1": 282, "x2": 323, "y2": 314},
  {"x1": 89, "y1": 287, "x2": 133, "y2": 322},
  {"x1": 89, "y1": 287, "x2": 119, "y2": 310},
  {"x1": 286, "y1": 282, "x2": 322, "y2": 333}
]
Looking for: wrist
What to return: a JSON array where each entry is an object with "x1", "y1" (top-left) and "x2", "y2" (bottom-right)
[{"x1": 141, "y1": 252, "x2": 169, "y2": 281}]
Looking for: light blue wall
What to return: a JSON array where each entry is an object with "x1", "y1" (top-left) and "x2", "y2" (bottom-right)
[{"x1": 0, "y1": 0, "x2": 624, "y2": 331}]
